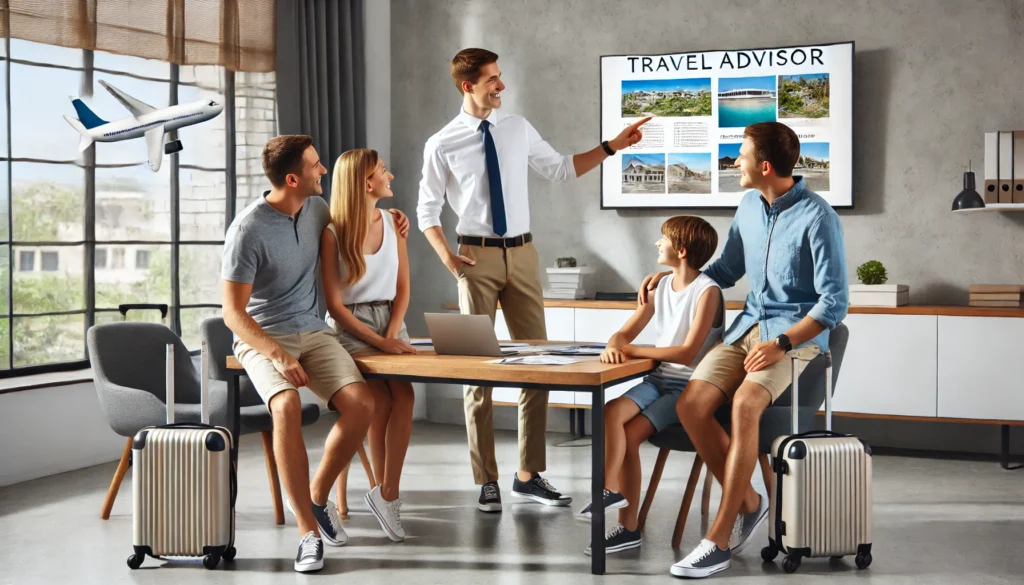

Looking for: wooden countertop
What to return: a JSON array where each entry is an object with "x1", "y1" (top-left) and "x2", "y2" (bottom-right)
[{"x1": 442, "y1": 300, "x2": 1024, "y2": 318}]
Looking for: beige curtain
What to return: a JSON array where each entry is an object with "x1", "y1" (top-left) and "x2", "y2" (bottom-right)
[{"x1": 0, "y1": 0, "x2": 275, "y2": 72}]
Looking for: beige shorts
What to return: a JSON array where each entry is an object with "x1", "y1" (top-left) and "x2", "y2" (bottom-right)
[
  {"x1": 233, "y1": 328, "x2": 365, "y2": 411},
  {"x1": 329, "y1": 301, "x2": 410, "y2": 356},
  {"x1": 691, "y1": 324, "x2": 819, "y2": 404}
]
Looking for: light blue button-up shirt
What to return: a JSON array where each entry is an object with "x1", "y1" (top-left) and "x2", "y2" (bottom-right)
[{"x1": 704, "y1": 177, "x2": 849, "y2": 353}]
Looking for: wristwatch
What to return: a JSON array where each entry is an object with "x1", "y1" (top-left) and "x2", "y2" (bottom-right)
[
  {"x1": 776, "y1": 334, "x2": 792, "y2": 352},
  {"x1": 601, "y1": 140, "x2": 616, "y2": 156}
]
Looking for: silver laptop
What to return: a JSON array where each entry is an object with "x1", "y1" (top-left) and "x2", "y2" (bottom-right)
[{"x1": 423, "y1": 313, "x2": 519, "y2": 357}]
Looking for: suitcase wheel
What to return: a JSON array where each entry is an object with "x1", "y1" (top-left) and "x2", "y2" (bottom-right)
[
  {"x1": 127, "y1": 554, "x2": 144, "y2": 570},
  {"x1": 203, "y1": 554, "x2": 221, "y2": 570},
  {"x1": 855, "y1": 552, "x2": 872, "y2": 570},
  {"x1": 761, "y1": 543, "x2": 779, "y2": 563},
  {"x1": 783, "y1": 554, "x2": 801, "y2": 573},
  {"x1": 223, "y1": 546, "x2": 236, "y2": 562}
]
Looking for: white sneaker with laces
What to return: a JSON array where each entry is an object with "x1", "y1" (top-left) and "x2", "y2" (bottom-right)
[
  {"x1": 294, "y1": 531, "x2": 324, "y2": 572},
  {"x1": 364, "y1": 485, "x2": 406, "y2": 542}
]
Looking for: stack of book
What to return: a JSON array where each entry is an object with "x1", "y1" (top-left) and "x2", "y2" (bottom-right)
[
  {"x1": 969, "y1": 284, "x2": 1024, "y2": 307},
  {"x1": 544, "y1": 267, "x2": 593, "y2": 300}
]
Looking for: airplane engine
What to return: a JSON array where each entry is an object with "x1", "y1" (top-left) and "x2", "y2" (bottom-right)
[{"x1": 164, "y1": 139, "x2": 183, "y2": 155}]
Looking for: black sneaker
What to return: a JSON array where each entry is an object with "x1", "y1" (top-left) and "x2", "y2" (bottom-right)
[
  {"x1": 729, "y1": 493, "x2": 768, "y2": 554},
  {"x1": 478, "y1": 482, "x2": 502, "y2": 512},
  {"x1": 294, "y1": 531, "x2": 324, "y2": 572},
  {"x1": 576, "y1": 489, "x2": 628, "y2": 521},
  {"x1": 511, "y1": 474, "x2": 572, "y2": 506},
  {"x1": 287, "y1": 497, "x2": 347, "y2": 546},
  {"x1": 585, "y1": 523, "x2": 641, "y2": 556},
  {"x1": 670, "y1": 539, "x2": 731, "y2": 578}
]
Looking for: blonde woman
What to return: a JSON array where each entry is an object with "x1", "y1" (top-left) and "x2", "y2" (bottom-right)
[{"x1": 321, "y1": 148, "x2": 415, "y2": 542}]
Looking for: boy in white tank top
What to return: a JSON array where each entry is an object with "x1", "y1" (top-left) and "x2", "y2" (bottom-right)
[{"x1": 577, "y1": 216, "x2": 724, "y2": 557}]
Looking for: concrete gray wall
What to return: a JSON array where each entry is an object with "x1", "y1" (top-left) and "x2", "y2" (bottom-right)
[{"x1": 388, "y1": 0, "x2": 1024, "y2": 455}]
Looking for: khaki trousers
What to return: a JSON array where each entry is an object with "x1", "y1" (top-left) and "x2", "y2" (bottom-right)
[{"x1": 457, "y1": 240, "x2": 548, "y2": 485}]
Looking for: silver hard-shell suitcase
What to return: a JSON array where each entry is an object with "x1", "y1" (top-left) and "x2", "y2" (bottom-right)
[
  {"x1": 128, "y1": 341, "x2": 236, "y2": 570},
  {"x1": 762, "y1": 351, "x2": 873, "y2": 573}
]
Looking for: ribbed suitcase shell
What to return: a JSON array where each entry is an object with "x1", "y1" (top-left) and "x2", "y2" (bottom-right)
[
  {"x1": 132, "y1": 427, "x2": 232, "y2": 556},
  {"x1": 129, "y1": 342, "x2": 234, "y2": 568},
  {"x1": 764, "y1": 349, "x2": 873, "y2": 571},
  {"x1": 768, "y1": 434, "x2": 872, "y2": 557}
]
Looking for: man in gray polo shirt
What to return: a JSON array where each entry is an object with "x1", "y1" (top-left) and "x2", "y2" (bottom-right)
[{"x1": 222, "y1": 135, "x2": 374, "y2": 572}]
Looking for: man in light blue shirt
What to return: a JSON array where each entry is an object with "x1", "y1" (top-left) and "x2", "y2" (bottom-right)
[{"x1": 642, "y1": 122, "x2": 848, "y2": 578}]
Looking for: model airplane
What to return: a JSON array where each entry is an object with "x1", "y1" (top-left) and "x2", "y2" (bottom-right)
[{"x1": 63, "y1": 79, "x2": 224, "y2": 172}]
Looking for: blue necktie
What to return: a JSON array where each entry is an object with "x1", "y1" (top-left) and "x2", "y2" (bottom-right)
[{"x1": 480, "y1": 120, "x2": 507, "y2": 237}]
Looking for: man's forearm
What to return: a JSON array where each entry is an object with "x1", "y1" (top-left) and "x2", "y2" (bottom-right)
[
  {"x1": 423, "y1": 225, "x2": 453, "y2": 264},
  {"x1": 224, "y1": 308, "x2": 286, "y2": 361},
  {"x1": 572, "y1": 145, "x2": 609, "y2": 177}
]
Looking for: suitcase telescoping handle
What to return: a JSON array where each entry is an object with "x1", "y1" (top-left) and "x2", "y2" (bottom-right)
[
  {"x1": 119, "y1": 303, "x2": 169, "y2": 320},
  {"x1": 789, "y1": 350, "x2": 832, "y2": 434},
  {"x1": 165, "y1": 341, "x2": 211, "y2": 426}
]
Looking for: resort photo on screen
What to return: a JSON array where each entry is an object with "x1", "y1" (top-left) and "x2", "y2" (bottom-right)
[
  {"x1": 667, "y1": 153, "x2": 712, "y2": 194},
  {"x1": 717, "y1": 75, "x2": 777, "y2": 128},
  {"x1": 778, "y1": 73, "x2": 830, "y2": 119},
  {"x1": 621, "y1": 153, "x2": 666, "y2": 194},
  {"x1": 621, "y1": 78, "x2": 712, "y2": 118},
  {"x1": 717, "y1": 143, "x2": 743, "y2": 193}
]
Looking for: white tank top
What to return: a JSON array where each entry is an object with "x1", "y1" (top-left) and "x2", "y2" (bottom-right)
[
  {"x1": 325, "y1": 208, "x2": 399, "y2": 305},
  {"x1": 651, "y1": 272, "x2": 724, "y2": 381}
]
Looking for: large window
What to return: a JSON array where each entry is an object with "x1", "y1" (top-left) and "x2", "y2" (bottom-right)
[{"x1": 0, "y1": 39, "x2": 277, "y2": 376}]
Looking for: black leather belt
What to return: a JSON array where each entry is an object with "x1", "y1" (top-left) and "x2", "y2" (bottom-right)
[{"x1": 457, "y1": 233, "x2": 533, "y2": 248}]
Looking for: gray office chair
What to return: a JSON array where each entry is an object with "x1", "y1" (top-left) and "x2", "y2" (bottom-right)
[
  {"x1": 637, "y1": 322, "x2": 849, "y2": 548},
  {"x1": 201, "y1": 317, "x2": 321, "y2": 525},
  {"x1": 89, "y1": 321, "x2": 230, "y2": 520}
]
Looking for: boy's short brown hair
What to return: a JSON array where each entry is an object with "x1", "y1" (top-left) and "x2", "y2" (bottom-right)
[
  {"x1": 662, "y1": 216, "x2": 718, "y2": 270},
  {"x1": 262, "y1": 134, "x2": 314, "y2": 188},
  {"x1": 744, "y1": 122, "x2": 801, "y2": 177},
  {"x1": 451, "y1": 48, "x2": 498, "y2": 94}
]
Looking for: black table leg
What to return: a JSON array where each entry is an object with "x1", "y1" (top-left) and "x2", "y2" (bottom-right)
[
  {"x1": 229, "y1": 375, "x2": 241, "y2": 469},
  {"x1": 570, "y1": 408, "x2": 576, "y2": 436},
  {"x1": 579, "y1": 408, "x2": 586, "y2": 437},
  {"x1": 591, "y1": 384, "x2": 605, "y2": 575}
]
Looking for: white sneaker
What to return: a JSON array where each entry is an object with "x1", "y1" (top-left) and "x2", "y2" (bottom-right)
[
  {"x1": 294, "y1": 531, "x2": 324, "y2": 572},
  {"x1": 364, "y1": 485, "x2": 405, "y2": 542},
  {"x1": 670, "y1": 539, "x2": 731, "y2": 578},
  {"x1": 286, "y1": 497, "x2": 348, "y2": 546}
]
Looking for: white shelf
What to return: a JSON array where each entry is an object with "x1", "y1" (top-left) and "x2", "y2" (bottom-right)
[{"x1": 954, "y1": 203, "x2": 1024, "y2": 213}]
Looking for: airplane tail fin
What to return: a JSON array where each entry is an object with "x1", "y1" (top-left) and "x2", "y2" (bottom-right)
[
  {"x1": 63, "y1": 114, "x2": 95, "y2": 152},
  {"x1": 70, "y1": 98, "x2": 108, "y2": 130}
]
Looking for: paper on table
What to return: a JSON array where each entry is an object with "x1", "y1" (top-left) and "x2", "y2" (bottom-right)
[{"x1": 486, "y1": 355, "x2": 583, "y2": 366}]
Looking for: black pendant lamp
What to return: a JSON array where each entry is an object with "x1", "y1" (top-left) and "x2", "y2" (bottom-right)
[{"x1": 952, "y1": 160, "x2": 985, "y2": 211}]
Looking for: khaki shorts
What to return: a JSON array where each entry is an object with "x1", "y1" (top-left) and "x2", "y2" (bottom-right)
[
  {"x1": 329, "y1": 301, "x2": 410, "y2": 356},
  {"x1": 691, "y1": 324, "x2": 819, "y2": 404},
  {"x1": 233, "y1": 328, "x2": 365, "y2": 411}
]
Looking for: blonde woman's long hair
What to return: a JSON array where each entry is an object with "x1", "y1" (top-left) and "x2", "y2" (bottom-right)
[{"x1": 329, "y1": 148, "x2": 379, "y2": 286}]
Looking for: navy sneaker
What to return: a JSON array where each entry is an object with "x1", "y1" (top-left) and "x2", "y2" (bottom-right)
[
  {"x1": 294, "y1": 531, "x2": 324, "y2": 573},
  {"x1": 576, "y1": 489, "x2": 628, "y2": 520},
  {"x1": 585, "y1": 523, "x2": 641, "y2": 556},
  {"x1": 478, "y1": 481, "x2": 502, "y2": 512},
  {"x1": 729, "y1": 493, "x2": 768, "y2": 554},
  {"x1": 511, "y1": 474, "x2": 572, "y2": 506},
  {"x1": 286, "y1": 497, "x2": 348, "y2": 546},
  {"x1": 670, "y1": 539, "x2": 731, "y2": 578}
]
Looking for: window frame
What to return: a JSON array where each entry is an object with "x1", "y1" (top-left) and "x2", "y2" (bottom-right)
[{"x1": 0, "y1": 39, "x2": 257, "y2": 377}]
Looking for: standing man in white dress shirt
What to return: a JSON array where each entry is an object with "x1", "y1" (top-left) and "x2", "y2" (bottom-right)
[{"x1": 416, "y1": 48, "x2": 650, "y2": 512}]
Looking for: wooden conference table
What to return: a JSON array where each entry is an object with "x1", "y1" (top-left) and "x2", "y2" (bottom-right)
[{"x1": 226, "y1": 343, "x2": 656, "y2": 575}]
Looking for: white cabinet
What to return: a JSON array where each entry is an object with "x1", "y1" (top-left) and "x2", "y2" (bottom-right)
[
  {"x1": 938, "y1": 316, "x2": 1024, "y2": 421},
  {"x1": 830, "y1": 314, "x2": 938, "y2": 417},
  {"x1": 492, "y1": 308, "x2": 575, "y2": 405}
]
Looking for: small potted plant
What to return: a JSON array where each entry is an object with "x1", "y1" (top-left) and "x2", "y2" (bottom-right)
[{"x1": 849, "y1": 260, "x2": 908, "y2": 307}]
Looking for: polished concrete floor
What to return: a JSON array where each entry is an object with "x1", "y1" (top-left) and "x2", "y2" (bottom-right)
[{"x1": 2, "y1": 420, "x2": 1024, "y2": 584}]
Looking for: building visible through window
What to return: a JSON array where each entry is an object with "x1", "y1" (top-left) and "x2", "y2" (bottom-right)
[
  {"x1": 135, "y1": 249, "x2": 150, "y2": 270},
  {"x1": 41, "y1": 251, "x2": 59, "y2": 272},
  {"x1": 19, "y1": 250, "x2": 35, "y2": 272}
]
